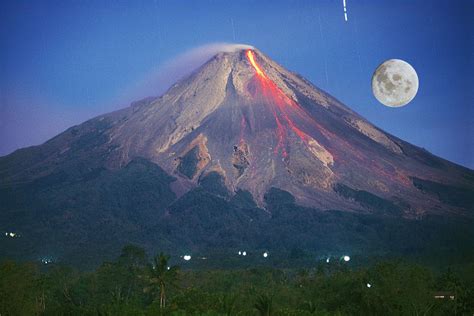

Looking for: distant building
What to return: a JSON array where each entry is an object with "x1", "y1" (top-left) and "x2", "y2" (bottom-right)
[{"x1": 433, "y1": 291, "x2": 455, "y2": 300}]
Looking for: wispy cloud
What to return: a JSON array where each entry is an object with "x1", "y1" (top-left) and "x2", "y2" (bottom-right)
[{"x1": 0, "y1": 43, "x2": 253, "y2": 156}]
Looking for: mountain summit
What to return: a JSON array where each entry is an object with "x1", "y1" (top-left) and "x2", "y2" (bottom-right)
[{"x1": 1, "y1": 47, "x2": 473, "y2": 265}]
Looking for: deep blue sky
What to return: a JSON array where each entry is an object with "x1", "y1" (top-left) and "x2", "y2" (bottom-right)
[{"x1": 1, "y1": 0, "x2": 472, "y2": 168}]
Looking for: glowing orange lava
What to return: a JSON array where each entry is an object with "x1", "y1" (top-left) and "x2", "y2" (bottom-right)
[
  {"x1": 244, "y1": 49, "x2": 339, "y2": 160},
  {"x1": 245, "y1": 49, "x2": 314, "y2": 157},
  {"x1": 246, "y1": 50, "x2": 266, "y2": 78}
]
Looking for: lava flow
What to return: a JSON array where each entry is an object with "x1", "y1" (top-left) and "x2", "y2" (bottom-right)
[
  {"x1": 246, "y1": 50, "x2": 266, "y2": 78},
  {"x1": 245, "y1": 49, "x2": 325, "y2": 158}
]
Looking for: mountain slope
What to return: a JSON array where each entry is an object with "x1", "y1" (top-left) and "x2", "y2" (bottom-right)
[{"x1": 0, "y1": 46, "x2": 473, "y2": 265}]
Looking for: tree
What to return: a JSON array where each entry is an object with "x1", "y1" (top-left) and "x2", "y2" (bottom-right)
[
  {"x1": 364, "y1": 261, "x2": 434, "y2": 315},
  {"x1": 218, "y1": 292, "x2": 237, "y2": 316},
  {"x1": 118, "y1": 244, "x2": 147, "y2": 269},
  {"x1": 116, "y1": 244, "x2": 148, "y2": 305},
  {"x1": 301, "y1": 301, "x2": 316, "y2": 314},
  {"x1": 0, "y1": 261, "x2": 42, "y2": 315},
  {"x1": 93, "y1": 245, "x2": 148, "y2": 309},
  {"x1": 436, "y1": 268, "x2": 472, "y2": 316},
  {"x1": 254, "y1": 293, "x2": 273, "y2": 316},
  {"x1": 143, "y1": 252, "x2": 179, "y2": 310}
]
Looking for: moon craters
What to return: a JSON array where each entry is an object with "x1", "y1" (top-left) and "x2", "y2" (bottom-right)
[{"x1": 372, "y1": 59, "x2": 419, "y2": 107}]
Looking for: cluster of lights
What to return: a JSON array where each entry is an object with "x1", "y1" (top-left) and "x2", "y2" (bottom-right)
[
  {"x1": 183, "y1": 255, "x2": 191, "y2": 261},
  {"x1": 325, "y1": 255, "x2": 351, "y2": 263},
  {"x1": 4, "y1": 232, "x2": 19, "y2": 238},
  {"x1": 36, "y1": 251, "x2": 350, "y2": 265},
  {"x1": 182, "y1": 255, "x2": 209, "y2": 261},
  {"x1": 41, "y1": 258, "x2": 53, "y2": 265},
  {"x1": 237, "y1": 251, "x2": 269, "y2": 258},
  {"x1": 180, "y1": 255, "x2": 209, "y2": 261}
]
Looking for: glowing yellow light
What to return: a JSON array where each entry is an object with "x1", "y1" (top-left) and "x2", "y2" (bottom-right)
[{"x1": 246, "y1": 50, "x2": 266, "y2": 78}]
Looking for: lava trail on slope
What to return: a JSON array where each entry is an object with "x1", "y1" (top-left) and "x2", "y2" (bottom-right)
[{"x1": 245, "y1": 49, "x2": 334, "y2": 160}]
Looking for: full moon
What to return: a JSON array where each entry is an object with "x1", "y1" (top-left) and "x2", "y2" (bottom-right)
[{"x1": 372, "y1": 59, "x2": 418, "y2": 107}]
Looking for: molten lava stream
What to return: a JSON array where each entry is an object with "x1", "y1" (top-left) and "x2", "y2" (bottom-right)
[
  {"x1": 245, "y1": 49, "x2": 366, "y2": 165},
  {"x1": 247, "y1": 50, "x2": 374, "y2": 168},
  {"x1": 247, "y1": 50, "x2": 339, "y2": 144},
  {"x1": 246, "y1": 50, "x2": 315, "y2": 157},
  {"x1": 246, "y1": 50, "x2": 266, "y2": 78}
]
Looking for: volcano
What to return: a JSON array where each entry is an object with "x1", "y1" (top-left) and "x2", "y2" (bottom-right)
[{"x1": 1, "y1": 46, "x2": 473, "y2": 266}]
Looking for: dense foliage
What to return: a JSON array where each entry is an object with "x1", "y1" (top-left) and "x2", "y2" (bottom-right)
[
  {"x1": 2, "y1": 158, "x2": 473, "y2": 269},
  {"x1": 1, "y1": 245, "x2": 473, "y2": 315}
]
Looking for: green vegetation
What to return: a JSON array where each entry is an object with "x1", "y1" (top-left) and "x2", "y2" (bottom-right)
[
  {"x1": 411, "y1": 177, "x2": 474, "y2": 209},
  {"x1": 1, "y1": 159, "x2": 473, "y2": 269},
  {"x1": 333, "y1": 183, "x2": 402, "y2": 215},
  {"x1": 177, "y1": 147, "x2": 200, "y2": 179},
  {"x1": 1, "y1": 246, "x2": 473, "y2": 315},
  {"x1": 143, "y1": 252, "x2": 180, "y2": 309}
]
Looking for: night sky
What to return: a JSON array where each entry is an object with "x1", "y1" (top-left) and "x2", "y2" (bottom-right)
[{"x1": 1, "y1": 0, "x2": 472, "y2": 168}]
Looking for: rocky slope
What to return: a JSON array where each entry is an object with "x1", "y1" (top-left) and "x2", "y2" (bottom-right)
[{"x1": 0, "y1": 46, "x2": 473, "y2": 265}]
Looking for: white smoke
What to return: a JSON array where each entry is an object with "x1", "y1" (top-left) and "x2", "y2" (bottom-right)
[
  {"x1": 155, "y1": 43, "x2": 253, "y2": 87},
  {"x1": 0, "y1": 43, "x2": 254, "y2": 156},
  {"x1": 117, "y1": 43, "x2": 254, "y2": 104}
]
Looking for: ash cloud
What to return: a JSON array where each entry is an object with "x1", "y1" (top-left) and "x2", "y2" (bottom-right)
[
  {"x1": 119, "y1": 43, "x2": 253, "y2": 103},
  {"x1": 0, "y1": 43, "x2": 253, "y2": 156}
]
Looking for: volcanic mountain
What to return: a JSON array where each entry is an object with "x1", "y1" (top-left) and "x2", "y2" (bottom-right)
[{"x1": 1, "y1": 46, "x2": 473, "y2": 266}]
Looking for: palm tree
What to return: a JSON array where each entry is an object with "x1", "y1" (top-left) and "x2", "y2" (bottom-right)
[
  {"x1": 218, "y1": 293, "x2": 237, "y2": 316},
  {"x1": 301, "y1": 301, "x2": 316, "y2": 314},
  {"x1": 254, "y1": 293, "x2": 273, "y2": 316},
  {"x1": 143, "y1": 252, "x2": 179, "y2": 310}
]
